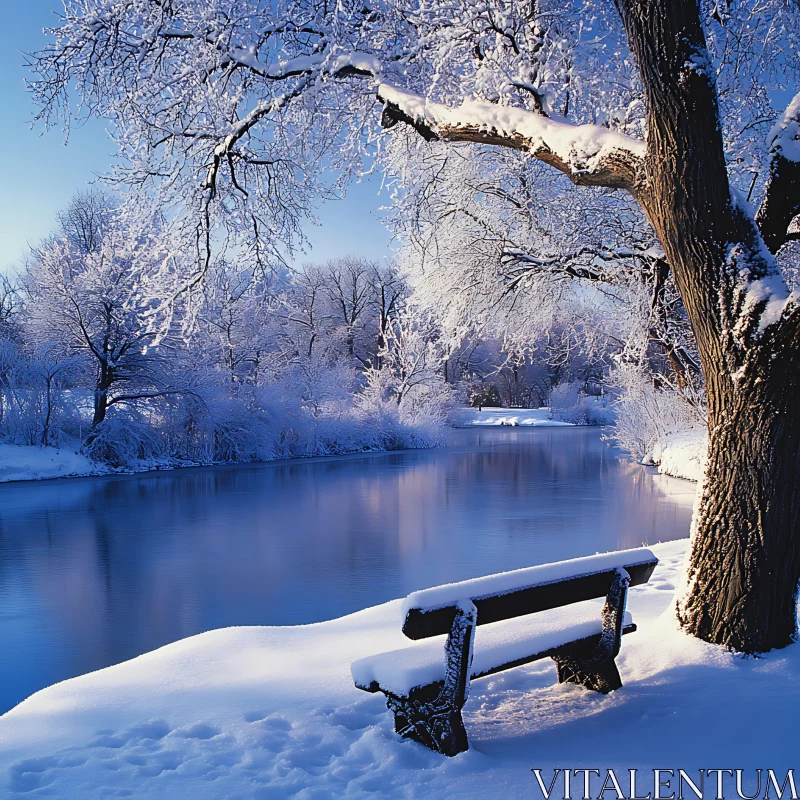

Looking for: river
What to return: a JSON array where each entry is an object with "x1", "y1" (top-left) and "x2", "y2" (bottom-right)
[{"x1": 0, "y1": 426, "x2": 694, "y2": 713}]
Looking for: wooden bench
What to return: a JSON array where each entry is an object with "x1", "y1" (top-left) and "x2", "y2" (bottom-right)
[{"x1": 351, "y1": 547, "x2": 658, "y2": 756}]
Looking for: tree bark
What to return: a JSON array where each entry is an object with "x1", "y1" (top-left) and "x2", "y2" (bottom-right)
[
  {"x1": 680, "y1": 359, "x2": 800, "y2": 651},
  {"x1": 756, "y1": 153, "x2": 800, "y2": 255},
  {"x1": 618, "y1": 0, "x2": 800, "y2": 652},
  {"x1": 91, "y1": 390, "x2": 108, "y2": 428}
]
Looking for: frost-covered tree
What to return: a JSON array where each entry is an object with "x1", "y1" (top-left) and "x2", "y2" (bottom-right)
[
  {"x1": 25, "y1": 193, "x2": 185, "y2": 436},
  {"x1": 360, "y1": 304, "x2": 451, "y2": 425},
  {"x1": 280, "y1": 264, "x2": 332, "y2": 360},
  {"x1": 28, "y1": 0, "x2": 800, "y2": 652},
  {"x1": 322, "y1": 257, "x2": 374, "y2": 364},
  {"x1": 200, "y1": 263, "x2": 283, "y2": 387},
  {"x1": 279, "y1": 258, "x2": 407, "y2": 369},
  {"x1": 368, "y1": 261, "x2": 406, "y2": 369},
  {"x1": 26, "y1": 343, "x2": 81, "y2": 447},
  {"x1": 319, "y1": 257, "x2": 408, "y2": 368},
  {"x1": 0, "y1": 275, "x2": 21, "y2": 335}
]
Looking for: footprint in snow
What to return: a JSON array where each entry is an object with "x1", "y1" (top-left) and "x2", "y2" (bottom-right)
[{"x1": 176, "y1": 722, "x2": 221, "y2": 740}]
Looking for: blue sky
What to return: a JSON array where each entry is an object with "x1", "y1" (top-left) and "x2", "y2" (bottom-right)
[{"x1": 0, "y1": 1, "x2": 393, "y2": 272}]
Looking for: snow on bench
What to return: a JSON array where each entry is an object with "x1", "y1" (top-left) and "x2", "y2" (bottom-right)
[
  {"x1": 351, "y1": 547, "x2": 657, "y2": 757},
  {"x1": 401, "y1": 548, "x2": 657, "y2": 639},
  {"x1": 352, "y1": 604, "x2": 635, "y2": 696}
]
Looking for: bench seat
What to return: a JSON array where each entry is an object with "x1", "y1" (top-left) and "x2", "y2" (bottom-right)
[{"x1": 352, "y1": 603, "x2": 635, "y2": 697}]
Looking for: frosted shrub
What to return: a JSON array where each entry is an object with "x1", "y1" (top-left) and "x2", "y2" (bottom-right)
[
  {"x1": 160, "y1": 389, "x2": 278, "y2": 465},
  {"x1": 396, "y1": 387, "x2": 453, "y2": 446},
  {"x1": 207, "y1": 395, "x2": 277, "y2": 464},
  {"x1": 159, "y1": 394, "x2": 216, "y2": 465},
  {"x1": 611, "y1": 365, "x2": 705, "y2": 462},
  {"x1": 355, "y1": 333, "x2": 454, "y2": 451},
  {"x1": 550, "y1": 381, "x2": 614, "y2": 426},
  {"x1": 82, "y1": 411, "x2": 168, "y2": 468}
]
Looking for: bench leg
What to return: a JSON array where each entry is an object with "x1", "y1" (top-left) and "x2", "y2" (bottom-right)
[
  {"x1": 552, "y1": 567, "x2": 630, "y2": 695},
  {"x1": 386, "y1": 691, "x2": 469, "y2": 757},
  {"x1": 385, "y1": 600, "x2": 477, "y2": 757},
  {"x1": 553, "y1": 654, "x2": 623, "y2": 694}
]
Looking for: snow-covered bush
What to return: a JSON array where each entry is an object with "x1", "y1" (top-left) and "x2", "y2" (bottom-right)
[
  {"x1": 550, "y1": 381, "x2": 615, "y2": 426},
  {"x1": 0, "y1": 338, "x2": 86, "y2": 448},
  {"x1": 82, "y1": 410, "x2": 168, "y2": 468},
  {"x1": 611, "y1": 365, "x2": 705, "y2": 462}
]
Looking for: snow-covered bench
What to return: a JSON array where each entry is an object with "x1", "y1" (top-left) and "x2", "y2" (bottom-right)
[{"x1": 351, "y1": 547, "x2": 658, "y2": 756}]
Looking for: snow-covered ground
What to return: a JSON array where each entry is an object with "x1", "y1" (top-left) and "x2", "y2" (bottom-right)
[
  {"x1": 452, "y1": 407, "x2": 574, "y2": 427},
  {"x1": 1, "y1": 538, "x2": 797, "y2": 798},
  {"x1": 0, "y1": 444, "x2": 98, "y2": 483},
  {"x1": 649, "y1": 429, "x2": 708, "y2": 482}
]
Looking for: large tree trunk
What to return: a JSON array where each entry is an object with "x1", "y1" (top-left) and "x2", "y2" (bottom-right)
[
  {"x1": 377, "y1": 0, "x2": 800, "y2": 652},
  {"x1": 682, "y1": 366, "x2": 800, "y2": 651},
  {"x1": 619, "y1": 0, "x2": 800, "y2": 652}
]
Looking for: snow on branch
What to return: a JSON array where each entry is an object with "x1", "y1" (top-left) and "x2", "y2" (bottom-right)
[
  {"x1": 769, "y1": 93, "x2": 800, "y2": 163},
  {"x1": 27, "y1": 0, "x2": 648, "y2": 279},
  {"x1": 501, "y1": 247, "x2": 633, "y2": 287},
  {"x1": 727, "y1": 192, "x2": 800, "y2": 348},
  {"x1": 377, "y1": 84, "x2": 646, "y2": 192},
  {"x1": 756, "y1": 92, "x2": 800, "y2": 254}
]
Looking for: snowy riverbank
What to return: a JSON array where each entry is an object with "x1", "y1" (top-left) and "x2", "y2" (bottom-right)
[
  {"x1": 1, "y1": 538, "x2": 797, "y2": 798},
  {"x1": 0, "y1": 443, "x2": 98, "y2": 483},
  {"x1": 648, "y1": 429, "x2": 708, "y2": 483},
  {"x1": 0, "y1": 410, "x2": 571, "y2": 484},
  {"x1": 0, "y1": 423, "x2": 711, "y2": 491},
  {"x1": 0, "y1": 422, "x2": 445, "y2": 484}
]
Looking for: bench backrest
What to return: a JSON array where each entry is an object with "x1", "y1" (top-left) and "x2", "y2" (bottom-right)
[{"x1": 401, "y1": 547, "x2": 658, "y2": 640}]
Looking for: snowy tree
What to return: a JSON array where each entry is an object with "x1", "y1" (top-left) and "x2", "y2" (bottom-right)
[
  {"x1": 280, "y1": 259, "x2": 407, "y2": 369},
  {"x1": 359, "y1": 304, "x2": 451, "y2": 424},
  {"x1": 25, "y1": 194, "x2": 186, "y2": 437},
  {"x1": 321, "y1": 257, "x2": 374, "y2": 364},
  {"x1": 368, "y1": 261, "x2": 406, "y2": 369},
  {"x1": 57, "y1": 189, "x2": 111, "y2": 255},
  {"x1": 25, "y1": 343, "x2": 82, "y2": 447},
  {"x1": 200, "y1": 263, "x2": 283, "y2": 387},
  {"x1": 0, "y1": 274, "x2": 21, "y2": 334},
  {"x1": 28, "y1": 0, "x2": 800, "y2": 651},
  {"x1": 317, "y1": 257, "x2": 408, "y2": 368},
  {"x1": 280, "y1": 264, "x2": 333, "y2": 360}
]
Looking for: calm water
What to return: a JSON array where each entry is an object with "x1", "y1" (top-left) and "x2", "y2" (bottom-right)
[{"x1": 0, "y1": 427, "x2": 693, "y2": 713}]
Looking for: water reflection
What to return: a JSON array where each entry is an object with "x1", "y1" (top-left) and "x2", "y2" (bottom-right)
[{"x1": 0, "y1": 427, "x2": 692, "y2": 713}]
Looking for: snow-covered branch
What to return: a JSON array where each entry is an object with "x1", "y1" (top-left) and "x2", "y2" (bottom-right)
[
  {"x1": 377, "y1": 84, "x2": 646, "y2": 192},
  {"x1": 502, "y1": 243, "x2": 664, "y2": 288}
]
